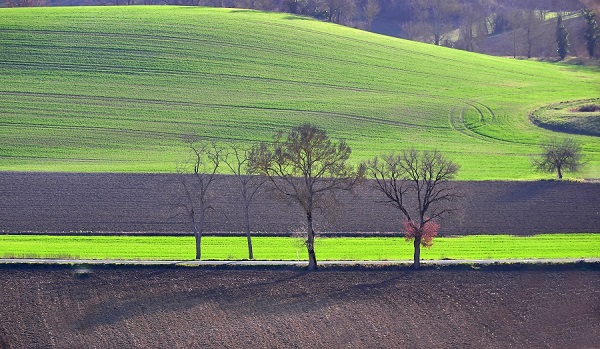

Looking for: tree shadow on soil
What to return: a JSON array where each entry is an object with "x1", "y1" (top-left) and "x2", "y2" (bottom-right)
[{"x1": 75, "y1": 270, "x2": 405, "y2": 330}]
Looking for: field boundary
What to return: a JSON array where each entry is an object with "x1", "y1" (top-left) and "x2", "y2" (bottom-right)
[{"x1": 2, "y1": 258, "x2": 599, "y2": 267}]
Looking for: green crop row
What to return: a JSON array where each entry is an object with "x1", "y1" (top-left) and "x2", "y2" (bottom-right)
[{"x1": 0, "y1": 234, "x2": 598, "y2": 261}]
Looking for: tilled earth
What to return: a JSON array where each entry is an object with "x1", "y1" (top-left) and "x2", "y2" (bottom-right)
[
  {"x1": 0, "y1": 172, "x2": 599, "y2": 235},
  {"x1": 0, "y1": 265, "x2": 598, "y2": 348}
]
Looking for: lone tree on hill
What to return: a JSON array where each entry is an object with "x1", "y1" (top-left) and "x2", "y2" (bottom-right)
[
  {"x1": 367, "y1": 149, "x2": 460, "y2": 269},
  {"x1": 556, "y1": 14, "x2": 569, "y2": 60},
  {"x1": 249, "y1": 123, "x2": 364, "y2": 270},
  {"x1": 222, "y1": 142, "x2": 266, "y2": 260},
  {"x1": 175, "y1": 137, "x2": 223, "y2": 260},
  {"x1": 533, "y1": 137, "x2": 584, "y2": 179}
]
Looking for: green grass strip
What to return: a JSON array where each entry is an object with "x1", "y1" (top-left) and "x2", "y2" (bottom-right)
[{"x1": 0, "y1": 234, "x2": 598, "y2": 261}]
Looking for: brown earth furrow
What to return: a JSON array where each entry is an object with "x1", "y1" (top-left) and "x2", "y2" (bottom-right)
[
  {"x1": 0, "y1": 172, "x2": 598, "y2": 235},
  {"x1": 0, "y1": 266, "x2": 598, "y2": 348}
]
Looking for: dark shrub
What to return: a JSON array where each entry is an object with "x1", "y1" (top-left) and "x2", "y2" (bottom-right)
[{"x1": 578, "y1": 104, "x2": 600, "y2": 112}]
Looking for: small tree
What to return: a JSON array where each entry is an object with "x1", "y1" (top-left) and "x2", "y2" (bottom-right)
[
  {"x1": 533, "y1": 137, "x2": 584, "y2": 179},
  {"x1": 249, "y1": 123, "x2": 364, "y2": 270},
  {"x1": 556, "y1": 14, "x2": 569, "y2": 60},
  {"x1": 363, "y1": 0, "x2": 380, "y2": 30},
  {"x1": 412, "y1": 0, "x2": 460, "y2": 46},
  {"x1": 523, "y1": 9, "x2": 543, "y2": 58},
  {"x1": 223, "y1": 142, "x2": 266, "y2": 260},
  {"x1": 367, "y1": 149, "x2": 459, "y2": 269},
  {"x1": 175, "y1": 137, "x2": 223, "y2": 260},
  {"x1": 582, "y1": 9, "x2": 599, "y2": 58}
]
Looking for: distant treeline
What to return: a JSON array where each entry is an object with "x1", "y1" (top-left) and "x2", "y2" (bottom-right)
[{"x1": 1, "y1": 0, "x2": 597, "y2": 58}]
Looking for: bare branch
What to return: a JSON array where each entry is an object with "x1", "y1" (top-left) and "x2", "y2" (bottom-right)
[
  {"x1": 366, "y1": 148, "x2": 460, "y2": 269},
  {"x1": 248, "y1": 123, "x2": 363, "y2": 270},
  {"x1": 173, "y1": 136, "x2": 224, "y2": 260},
  {"x1": 532, "y1": 137, "x2": 585, "y2": 179}
]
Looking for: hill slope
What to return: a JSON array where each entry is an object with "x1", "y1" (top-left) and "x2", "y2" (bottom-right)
[{"x1": 0, "y1": 6, "x2": 599, "y2": 179}]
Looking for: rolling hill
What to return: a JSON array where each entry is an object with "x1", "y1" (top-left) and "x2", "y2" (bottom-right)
[{"x1": 0, "y1": 6, "x2": 599, "y2": 179}]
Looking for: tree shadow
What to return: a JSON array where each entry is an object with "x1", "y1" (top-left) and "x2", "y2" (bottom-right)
[
  {"x1": 75, "y1": 270, "x2": 308, "y2": 329},
  {"x1": 75, "y1": 269, "x2": 407, "y2": 330}
]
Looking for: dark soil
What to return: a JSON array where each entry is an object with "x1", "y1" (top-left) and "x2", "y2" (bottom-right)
[
  {"x1": 0, "y1": 265, "x2": 598, "y2": 348},
  {"x1": 0, "y1": 173, "x2": 599, "y2": 235},
  {"x1": 576, "y1": 104, "x2": 600, "y2": 112}
]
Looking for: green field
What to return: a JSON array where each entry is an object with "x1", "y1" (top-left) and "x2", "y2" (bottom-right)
[
  {"x1": 1, "y1": 234, "x2": 598, "y2": 261},
  {"x1": 530, "y1": 98, "x2": 600, "y2": 137},
  {"x1": 1, "y1": 6, "x2": 599, "y2": 179}
]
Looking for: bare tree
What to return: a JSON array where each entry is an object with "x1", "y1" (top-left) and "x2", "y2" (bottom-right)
[
  {"x1": 411, "y1": 0, "x2": 460, "y2": 45},
  {"x1": 363, "y1": 0, "x2": 380, "y2": 30},
  {"x1": 367, "y1": 149, "x2": 459, "y2": 269},
  {"x1": 533, "y1": 137, "x2": 584, "y2": 179},
  {"x1": 324, "y1": 0, "x2": 356, "y2": 24},
  {"x1": 507, "y1": 9, "x2": 525, "y2": 58},
  {"x1": 249, "y1": 123, "x2": 364, "y2": 270},
  {"x1": 3, "y1": 0, "x2": 45, "y2": 6},
  {"x1": 175, "y1": 137, "x2": 223, "y2": 260},
  {"x1": 223, "y1": 142, "x2": 266, "y2": 260},
  {"x1": 580, "y1": 0, "x2": 600, "y2": 14},
  {"x1": 523, "y1": 8, "x2": 544, "y2": 58},
  {"x1": 455, "y1": 0, "x2": 494, "y2": 52}
]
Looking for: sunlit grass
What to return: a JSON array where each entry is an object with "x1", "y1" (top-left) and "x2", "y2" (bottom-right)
[
  {"x1": 0, "y1": 6, "x2": 599, "y2": 179},
  {"x1": 0, "y1": 234, "x2": 598, "y2": 261}
]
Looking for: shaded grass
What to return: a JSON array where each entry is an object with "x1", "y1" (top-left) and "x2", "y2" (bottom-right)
[
  {"x1": 0, "y1": 6, "x2": 599, "y2": 179},
  {"x1": 530, "y1": 98, "x2": 600, "y2": 137},
  {"x1": 0, "y1": 234, "x2": 598, "y2": 261}
]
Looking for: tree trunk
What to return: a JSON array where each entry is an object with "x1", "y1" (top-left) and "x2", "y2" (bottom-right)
[
  {"x1": 413, "y1": 236, "x2": 421, "y2": 269},
  {"x1": 190, "y1": 210, "x2": 202, "y2": 260},
  {"x1": 195, "y1": 208, "x2": 205, "y2": 260},
  {"x1": 557, "y1": 166, "x2": 563, "y2": 179},
  {"x1": 244, "y1": 204, "x2": 254, "y2": 260},
  {"x1": 195, "y1": 230, "x2": 201, "y2": 260},
  {"x1": 527, "y1": 26, "x2": 533, "y2": 58},
  {"x1": 306, "y1": 211, "x2": 318, "y2": 271}
]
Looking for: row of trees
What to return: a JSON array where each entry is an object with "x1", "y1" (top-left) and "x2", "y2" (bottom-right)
[
  {"x1": 405, "y1": 1, "x2": 599, "y2": 59},
  {"x1": 176, "y1": 124, "x2": 583, "y2": 270},
  {"x1": 177, "y1": 124, "x2": 459, "y2": 270}
]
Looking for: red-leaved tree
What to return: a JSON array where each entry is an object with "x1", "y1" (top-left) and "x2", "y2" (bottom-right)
[
  {"x1": 367, "y1": 149, "x2": 459, "y2": 269},
  {"x1": 404, "y1": 219, "x2": 439, "y2": 248}
]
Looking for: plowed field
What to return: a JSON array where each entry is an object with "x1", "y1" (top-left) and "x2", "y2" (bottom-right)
[
  {"x1": 0, "y1": 265, "x2": 598, "y2": 348},
  {"x1": 0, "y1": 172, "x2": 598, "y2": 235}
]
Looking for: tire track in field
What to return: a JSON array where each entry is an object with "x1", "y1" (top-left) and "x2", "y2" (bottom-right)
[
  {"x1": 449, "y1": 100, "x2": 502, "y2": 143},
  {"x1": 449, "y1": 100, "x2": 532, "y2": 145}
]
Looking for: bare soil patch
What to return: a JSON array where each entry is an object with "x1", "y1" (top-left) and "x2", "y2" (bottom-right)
[
  {"x1": 573, "y1": 104, "x2": 600, "y2": 113},
  {"x1": 0, "y1": 265, "x2": 598, "y2": 348},
  {"x1": 0, "y1": 173, "x2": 598, "y2": 235}
]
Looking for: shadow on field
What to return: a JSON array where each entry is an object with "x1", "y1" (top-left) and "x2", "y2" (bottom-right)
[
  {"x1": 75, "y1": 269, "x2": 408, "y2": 329},
  {"x1": 499, "y1": 181, "x2": 554, "y2": 203},
  {"x1": 76, "y1": 270, "x2": 309, "y2": 329}
]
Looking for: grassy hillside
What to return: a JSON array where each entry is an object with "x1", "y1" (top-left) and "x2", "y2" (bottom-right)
[{"x1": 0, "y1": 6, "x2": 599, "y2": 179}]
